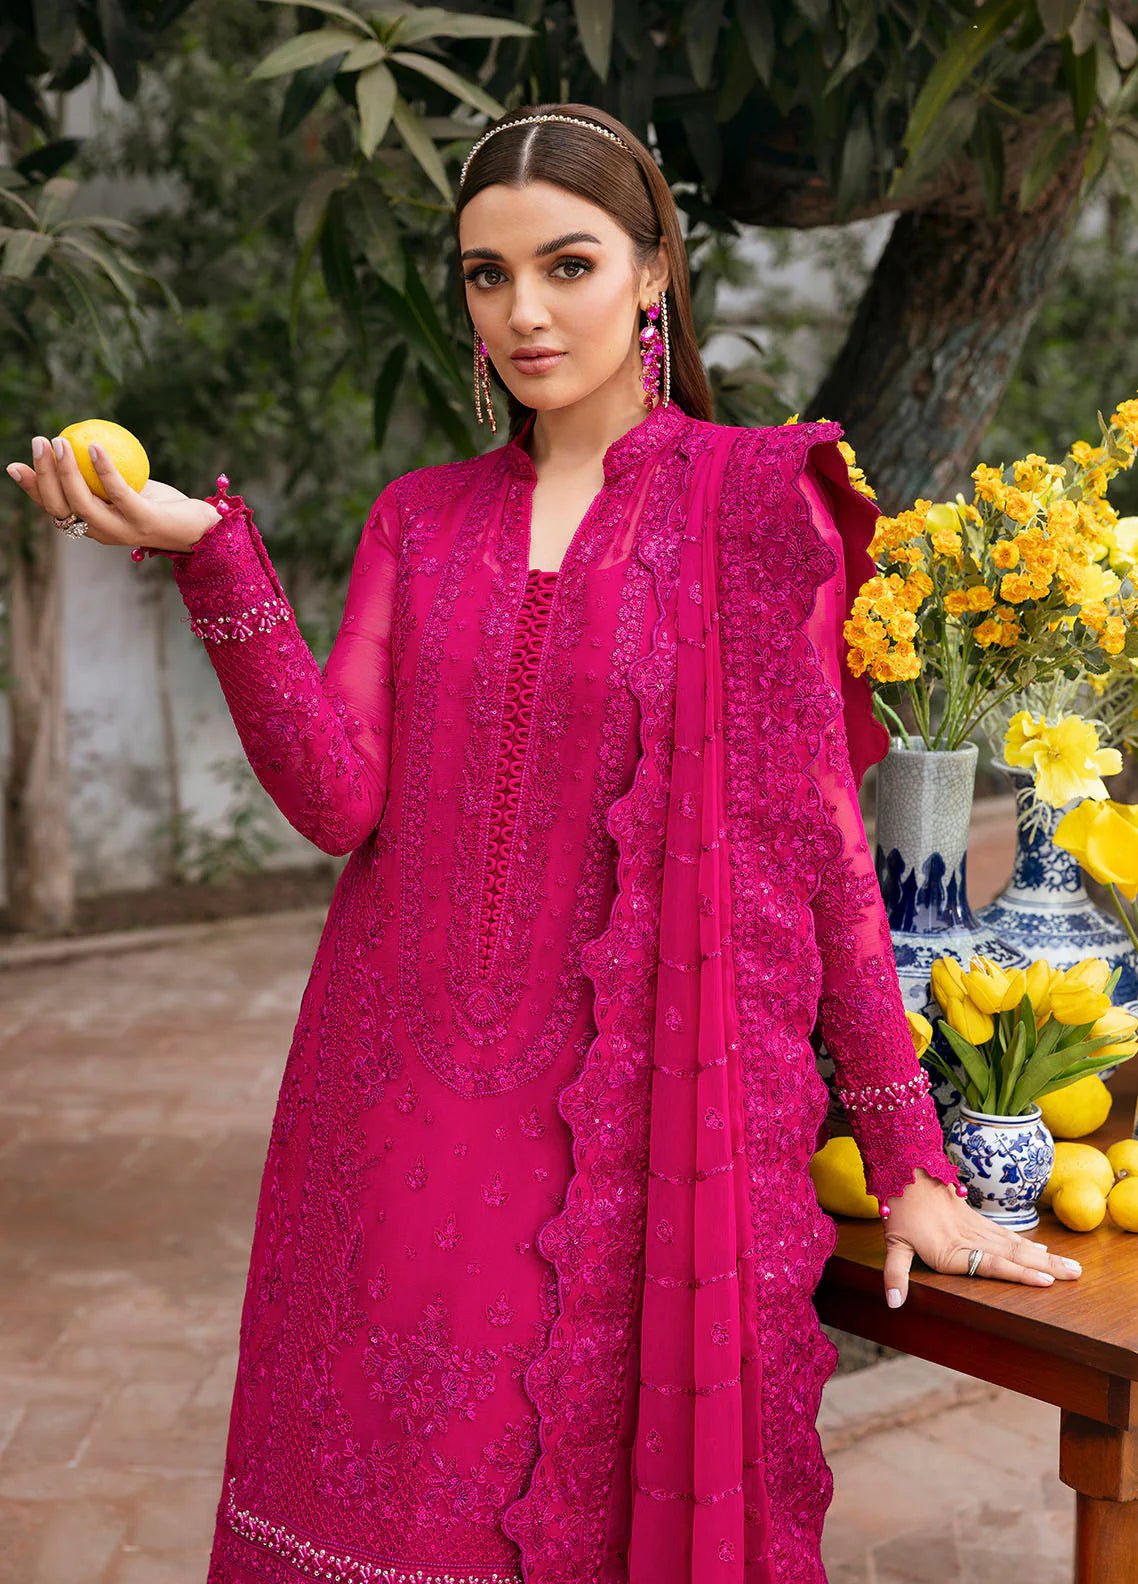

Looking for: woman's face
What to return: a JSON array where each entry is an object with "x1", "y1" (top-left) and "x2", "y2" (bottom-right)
[{"x1": 458, "y1": 179, "x2": 667, "y2": 414}]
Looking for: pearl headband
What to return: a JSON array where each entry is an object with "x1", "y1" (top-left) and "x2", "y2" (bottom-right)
[{"x1": 459, "y1": 113, "x2": 632, "y2": 189}]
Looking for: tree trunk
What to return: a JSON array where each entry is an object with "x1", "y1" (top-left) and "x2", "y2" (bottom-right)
[
  {"x1": 3, "y1": 505, "x2": 75, "y2": 934},
  {"x1": 807, "y1": 138, "x2": 1091, "y2": 510}
]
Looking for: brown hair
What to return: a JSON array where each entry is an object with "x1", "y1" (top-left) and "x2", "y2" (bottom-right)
[{"x1": 453, "y1": 102, "x2": 714, "y2": 439}]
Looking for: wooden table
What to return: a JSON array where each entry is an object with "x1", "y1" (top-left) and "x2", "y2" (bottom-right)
[{"x1": 814, "y1": 1060, "x2": 1138, "y2": 1582}]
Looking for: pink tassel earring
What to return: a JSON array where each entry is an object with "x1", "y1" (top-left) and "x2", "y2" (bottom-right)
[
  {"x1": 639, "y1": 294, "x2": 671, "y2": 410},
  {"x1": 474, "y1": 336, "x2": 498, "y2": 433}
]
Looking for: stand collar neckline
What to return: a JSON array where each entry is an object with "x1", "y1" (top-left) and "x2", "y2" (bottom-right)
[{"x1": 502, "y1": 399, "x2": 687, "y2": 484}]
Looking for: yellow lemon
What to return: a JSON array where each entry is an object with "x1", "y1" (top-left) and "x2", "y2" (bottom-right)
[
  {"x1": 1106, "y1": 1176, "x2": 1138, "y2": 1231},
  {"x1": 1052, "y1": 1178, "x2": 1108, "y2": 1231},
  {"x1": 1106, "y1": 1138, "x2": 1138, "y2": 1182},
  {"x1": 808, "y1": 1135, "x2": 878, "y2": 1219},
  {"x1": 1039, "y1": 1141, "x2": 1114, "y2": 1208},
  {"x1": 58, "y1": 419, "x2": 149, "y2": 502},
  {"x1": 1037, "y1": 1074, "x2": 1113, "y2": 1139}
]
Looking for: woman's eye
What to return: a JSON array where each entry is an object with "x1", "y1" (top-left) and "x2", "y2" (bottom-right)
[{"x1": 463, "y1": 258, "x2": 592, "y2": 287}]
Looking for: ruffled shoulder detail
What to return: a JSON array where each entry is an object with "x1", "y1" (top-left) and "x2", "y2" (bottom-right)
[{"x1": 763, "y1": 421, "x2": 890, "y2": 789}]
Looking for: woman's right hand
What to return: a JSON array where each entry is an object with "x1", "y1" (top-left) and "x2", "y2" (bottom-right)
[{"x1": 5, "y1": 433, "x2": 221, "y2": 553}]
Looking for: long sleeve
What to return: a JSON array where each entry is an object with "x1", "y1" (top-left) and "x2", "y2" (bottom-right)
[
  {"x1": 132, "y1": 475, "x2": 400, "y2": 857},
  {"x1": 797, "y1": 450, "x2": 963, "y2": 1207}
]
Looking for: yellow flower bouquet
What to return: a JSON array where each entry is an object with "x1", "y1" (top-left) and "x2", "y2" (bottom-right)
[
  {"x1": 840, "y1": 396, "x2": 1138, "y2": 751},
  {"x1": 922, "y1": 953, "x2": 1137, "y2": 1116}
]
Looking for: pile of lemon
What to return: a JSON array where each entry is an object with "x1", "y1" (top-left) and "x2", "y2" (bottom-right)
[
  {"x1": 1044, "y1": 1139, "x2": 1138, "y2": 1231},
  {"x1": 810, "y1": 1125, "x2": 1138, "y2": 1232}
]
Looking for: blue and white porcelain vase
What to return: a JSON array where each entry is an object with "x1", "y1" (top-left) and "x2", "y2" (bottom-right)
[
  {"x1": 975, "y1": 761, "x2": 1138, "y2": 1075},
  {"x1": 945, "y1": 1103, "x2": 1053, "y2": 1230},
  {"x1": 816, "y1": 738, "x2": 1030, "y2": 1139}
]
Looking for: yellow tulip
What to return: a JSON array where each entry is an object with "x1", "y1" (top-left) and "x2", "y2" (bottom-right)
[
  {"x1": 1089, "y1": 1004, "x2": 1138, "y2": 1059},
  {"x1": 962, "y1": 955, "x2": 1027, "y2": 1014},
  {"x1": 1054, "y1": 799, "x2": 1138, "y2": 902},
  {"x1": 1049, "y1": 958, "x2": 1113, "y2": 1025},
  {"x1": 1024, "y1": 958, "x2": 1055, "y2": 1023},
  {"x1": 930, "y1": 955, "x2": 967, "y2": 1011},
  {"x1": 906, "y1": 1010, "x2": 933, "y2": 1056},
  {"x1": 944, "y1": 993, "x2": 995, "y2": 1045}
]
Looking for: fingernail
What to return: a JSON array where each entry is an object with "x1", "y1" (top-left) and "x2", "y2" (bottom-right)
[
  {"x1": 886, "y1": 1288, "x2": 902, "y2": 1308},
  {"x1": 88, "y1": 444, "x2": 101, "y2": 464},
  {"x1": 32, "y1": 437, "x2": 44, "y2": 459},
  {"x1": 1060, "y1": 1258, "x2": 1081, "y2": 1273},
  {"x1": 6, "y1": 465, "x2": 19, "y2": 481},
  {"x1": 1037, "y1": 1272, "x2": 1055, "y2": 1283},
  {"x1": 51, "y1": 438, "x2": 64, "y2": 461}
]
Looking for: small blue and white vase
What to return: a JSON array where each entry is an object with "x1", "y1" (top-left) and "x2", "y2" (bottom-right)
[
  {"x1": 945, "y1": 1103, "x2": 1053, "y2": 1230},
  {"x1": 816, "y1": 738, "x2": 1030, "y2": 1142},
  {"x1": 974, "y1": 760, "x2": 1138, "y2": 1078}
]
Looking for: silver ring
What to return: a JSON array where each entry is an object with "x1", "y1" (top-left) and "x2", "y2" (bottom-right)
[
  {"x1": 966, "y1": 1247, "x2": 984, "y2": 1277},
  {"x1": 53, "y1": 512, "x2": 89, "y2": 538}
]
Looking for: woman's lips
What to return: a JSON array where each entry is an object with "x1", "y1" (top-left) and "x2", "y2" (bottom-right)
[{"x1": 510, "y1": 352, "x2": 566, "y2": 375}]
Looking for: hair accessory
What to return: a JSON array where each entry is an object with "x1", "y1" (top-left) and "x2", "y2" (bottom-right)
[{"x1": 460, "y1": 113, "x2": 632, "y2": 189}]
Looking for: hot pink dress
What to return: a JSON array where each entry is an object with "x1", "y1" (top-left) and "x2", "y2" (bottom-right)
[{"x1": 134, "y1": 401, "x2": 961, "y2": 1584}]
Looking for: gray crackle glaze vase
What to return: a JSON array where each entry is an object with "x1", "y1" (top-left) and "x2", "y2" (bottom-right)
[
  {"x1": 816, "y1": 737, "x2": 1029, "y2": 1144},
  {"x1": 974, "y1": 761, "x2": 1138, "y2": 1077}
]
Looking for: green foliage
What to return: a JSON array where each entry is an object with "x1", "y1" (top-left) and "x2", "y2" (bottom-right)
[
  {"x1": 154, "y1": 754, "x2": 286, "y2": 885},
  {"x1": 982, "y1": 193, "x2": 1138, "y2": 518}
]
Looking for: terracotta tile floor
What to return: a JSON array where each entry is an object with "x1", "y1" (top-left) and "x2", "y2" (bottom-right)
[{"x1": 0, "y1": 795, "x2": 1080, "y2": 1581}]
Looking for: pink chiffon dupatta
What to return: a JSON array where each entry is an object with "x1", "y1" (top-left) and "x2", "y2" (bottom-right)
[{"x1": 627, "y1": 438, "x2": 772, "y2": 1582}]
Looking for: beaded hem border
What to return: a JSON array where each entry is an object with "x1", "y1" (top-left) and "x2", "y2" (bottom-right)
[{"x1": 222, "y1": 1476, "x2": 524, "y2": 1584}]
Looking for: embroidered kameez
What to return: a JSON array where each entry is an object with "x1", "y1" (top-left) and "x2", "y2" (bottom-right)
[{"x1": 134, "y1": 400, "x2": 962, "y2": 1584}]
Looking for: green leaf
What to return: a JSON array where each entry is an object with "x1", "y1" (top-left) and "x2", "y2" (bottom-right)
[
  {"x1": 418, "y1": 361, "x2": 471, "y2": 455},
  {"x1": 390, "y1": 94, "x2": 452, "y2": 202},
  {"x1": 53, "y1": 261, "x2": 122, "y2": 383},
  {"x1": 400, "y1": 241, "x2": 463, "y2": 383},
  {"x1": 341, "y1": 40, "x2": 387, "y2": 72},
  {"x1": 1018, "y1": 123, "x2": 1077, "y2": 211},
  {"x1": 37, "y1": 175, "x2": 78, "y2": 230},
  {"x1": 256, "y1": 0, "x2": 371, "y2": 30},
  {"x1": 738, "y1": 4, "x2": 775, "y2": 84},
  {"x1": 319, "y1": 188, "x2": 366, "y2": 350},
  {"x1": 294, "y1": 169, "x2": 347, "y2": 249},
  {"x1": 390, "y1": 10, "x2": 535, "y2": 45},
  {"x1": 834, "y1": 103, "x2": 874, "y2": 218},
  {"x1": 685, "y1": 0, "x2": 726, "y2": 90},
  {"x1": 388, "y1": 50, "x2": 504, "y2": 118},
  {"x1": 900, "y1": 0, "x2": 1024, "y2": 157},
  {"x1": 55, "y1": 234, "x2": 140, "y2": 307},
  {"x1": 248, "y1": 28, "x2": 361, "y2": 82},
  {"x1": 823, "y1": 5, "x2": 879, "y2": 95},
  {"x1": 356, "y1": 63, "x2": 398, "y2": 159},
  {"x1": 972, "y1": 106, "x2": 1006, "y2": 216},
  {"x1": 1082, "y1": 116, "x2": 1111, "y2": 190},
  {"x1": 937, "y1": 1019, "x2": 994, "y2": 1098},
  {"x1": 572, "y1": 0, "x2": 614, "y2": 81},
  {"x1": 373, "y1": 342, "x2": 409, "y2": 447},
  {"x1": 1069, "y1": 0, "x2": 1101, "y2": 55},
  {"x1": 1096, "y1": 37, "x2": 1122, "y2": 107},
  {"x1": 1037, "y1": 0, "x2": 1083, "y2": 34},
  {"x1": 0, "y1": 231, "x2": 53, "y2": 279},
  {"x1": 1110, "y1": 11, "x2": 1138, "y2": 67},
  {"x1": 342, "y1": 178, "x2": 401, "y2": 277}
]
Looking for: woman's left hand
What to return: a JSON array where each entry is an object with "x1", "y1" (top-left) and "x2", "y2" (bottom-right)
[{"x1": 880, "y1": 1168, "x2": 1083, "y2": 1307}]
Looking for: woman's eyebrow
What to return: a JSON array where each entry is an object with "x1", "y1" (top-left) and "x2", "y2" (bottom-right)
[{"x1": 459, "y1": 231, "x2": 603, "y2": 263}]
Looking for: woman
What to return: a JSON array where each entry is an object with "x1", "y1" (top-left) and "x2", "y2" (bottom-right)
[{"x1": 8, "y1": 102, "x2": 1081, "y2": 1584}]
